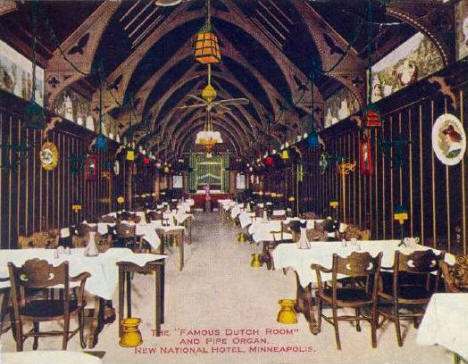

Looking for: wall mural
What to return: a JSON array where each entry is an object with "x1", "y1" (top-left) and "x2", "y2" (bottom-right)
[
  {"x1": 53, "y1": 88, "x2": 94, "y2": 130},
  {"x1": 456, "y1": 0, "x2": 468, "y2": 61},
  {"x1": 0, "y1": 40, "x2": 44, "y2": 106},
  {"x1": 324, "y1": 87, "x2": 359, "y2": 128},
  {"x1": 371, "y1": 32, "x2": 443, "y2": 103}
]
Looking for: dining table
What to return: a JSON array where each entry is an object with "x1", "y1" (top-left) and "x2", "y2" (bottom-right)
[
  {"x1": 0, "y1": 247, "x2": 166, "y2": 348},
  {"x1": 271, "y1": 239, "x2": 455, "y2": 334},
  {"x1": 417, "y1": 293, "x2": 468, "y2": 361}
]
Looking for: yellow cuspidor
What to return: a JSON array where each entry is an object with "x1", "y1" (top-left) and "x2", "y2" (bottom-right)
[
  {"x1": 250, "y1": 253, "x2": 262, "y2": 268},
  {"x1": 119, "y1": 318, "x2": 143, "y2": 348},
  {"x1": 276, "y1": 299, "x2": 297, "y2": 324}
]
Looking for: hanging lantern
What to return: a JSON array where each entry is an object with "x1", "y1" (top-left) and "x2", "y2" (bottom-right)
[
  {"x1": 143, "y1": 157, "x2": 150, "y2": 165},
  {"x1": 126, "y1": 148, "x2": 135, "y2": 161},
  {"x1": 193, "y1": 0, "x2": 221, "y2": 65},
  {"x1": 329, "y1": 200, "x2": 339, "y2": 209},
  {"x1": 307, "y1": 129, "x2": 319, "y2": 148},
  {"x1": 163, "y1": 165, "x2": 170, "y2": 174},
  {"x1": 281, "y1": 149, "x2": 289, "y2": 160},
  {"x1": 24, "y1": 101, "x2": 46, "y2": 130},
  {"x1": 394, "y1": 205, "x2": 408, "y2": 225},
  {"x1": 365, "y1": 103, "x2": 382, "y2": 128},
  {"x1": 96, "y1": 134, "x2": 107, "y2": 151},
  {"x1": 265, "y1": 156, "x2": 274, "y2": 167}
]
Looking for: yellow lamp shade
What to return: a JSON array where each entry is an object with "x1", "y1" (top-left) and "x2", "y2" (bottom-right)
[
  {"x1": 163, "y1": 165, "x2": 170, "y2": 173},
  {"x1": 126, "y1": 149, "x2": 135, "y2": 161},
  {"x1": 281, "y1": 149, "x2": 289, "y2": 160},
  {"x1": 194, "y1": 30, "x2": 221, "y2": 64},
  {"x1": 117, "y1": 196, "x2": 125, "y2": 205},
  {"x1": 329, "y1": 200, "x2": 339, "y2": 209},
  {"x1": 201, "y1": 84, "x2": 217, "y2": 103},
  {"x1": 271, "y1": 193, "x2": 277, "y2": 198},
  {"x1": 72, "y1": 204, "x2": 82, "y2": 212},
  {"x1": 394, "y1": 212, "x2": 408, "y2": 224},
  {"x1": 288, "y1": 196, "x2": 295, "y2": 202}
]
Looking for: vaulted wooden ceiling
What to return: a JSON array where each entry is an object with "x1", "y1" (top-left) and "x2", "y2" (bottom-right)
[{"x1": 0, "y1": 0, "x2": 453, "y2": 162}]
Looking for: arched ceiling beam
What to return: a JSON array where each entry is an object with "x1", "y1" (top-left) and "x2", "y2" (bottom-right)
[
  {"x1": 293, "y1": 1, "x2": 366, "y2": 109},
  {"x1": 149, "y1": 70, "x2": 266, "y2": 137},
  {"x1": 112, "y1": 34, "x2": 285, "y2": 130},
  {"x1": 146, "y1": 91, "x2": 255, "y2": 151},
  {"x1": 45, "y1": 1, "x2": 121, "y2": 107},
  {"x1": 139, "y1": 70, "x2": 267, "y2": 146},
  {"x1": 0, "y1": 1, "x2": 17, "y2": 17},
  {"x1": 93, "y1": 1, "x2": 319, "y2": 121},
  {"x1": 385, "y1": 2, "x2": 453, "y2": 66}
]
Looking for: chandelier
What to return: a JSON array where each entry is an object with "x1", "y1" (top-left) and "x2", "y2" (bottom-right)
[{"x1": 196, "y1": 110, "x2": 222, "y2": 157}]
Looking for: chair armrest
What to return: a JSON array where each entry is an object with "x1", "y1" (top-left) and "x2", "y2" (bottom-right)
[{"x1": 311, "y1": 264, "x2": 332, "y2": 273}]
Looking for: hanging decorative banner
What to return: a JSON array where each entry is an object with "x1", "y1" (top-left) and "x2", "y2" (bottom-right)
[
  {"x1": 40, "y1": 142, "x2": 58, "y2": 171},
  {"x1": 69, "y1": 155, "x2": 85, "y2": 174},
  {"x1": 378, "y1": 138, "x2": 410, "y2": 169},
  {"x1": 319, "y1": 151, "x2": 328, "y2": 175},
  {"x1": 359, "y1": 137, "x2": 373, "y2": 175},
  {"x1": 432, "y1": 113, "x2": 466, "y2": 166},
  {"x1": 84, "y1": 154, "x2": 98, "y2": 181}
]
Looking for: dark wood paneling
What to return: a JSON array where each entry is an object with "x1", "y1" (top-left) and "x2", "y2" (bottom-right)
[{"x1": 0, "y1": 91, "x2": 123, "y2": 248}]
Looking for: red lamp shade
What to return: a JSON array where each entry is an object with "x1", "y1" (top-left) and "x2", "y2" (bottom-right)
[
  {"x1": 194, "y1": 25, "x2": 221, "y2": 64},
  {"x1": 265, "y1": 156, "x2": 274, "y2": 167},
  {"x1": 365, "y1": 104, "x2": 381, "y2": 128},
  {"x1": 143, "y1": 157, "x2": 150, "y2": 165}
]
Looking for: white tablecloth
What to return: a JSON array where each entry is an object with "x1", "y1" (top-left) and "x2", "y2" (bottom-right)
[
  {"x1": 248, "y1": 218, "x2": 319, "y2": 243},
  {"x1": 97, "y1": 221, "x2": 161, "y2": 250},
  {"x1": 1, "y1": 351, "x2": 103, "y2": 364},
  {"x1": 0, "y1": 248, "x2": 166, "y2": 300},
  {"x1": 272, "y1": 240, "x2": 454, "y2": 287},
  {"x1": 230, "y1": 204, "x2": 243, "y2": 219},
  {"x1": 239, "y1": 211, "x2": 255, "y2": 229},
  {"x1": 417, "y1": 293, "x2": 468, "y2": 359}
]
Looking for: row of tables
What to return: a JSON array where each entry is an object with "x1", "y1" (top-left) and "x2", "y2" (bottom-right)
[
  {"x1": 219, "y1": 199, "x2": 467, "y2": 360},
  {"x1": 1, "y1": 198, "x2": 196, "y2": 350}
]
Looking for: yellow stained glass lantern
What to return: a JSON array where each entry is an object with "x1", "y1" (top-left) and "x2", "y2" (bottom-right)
[
  {"x1": 194, "y1": 28, "x2": 221, "y2": 64},
  {"x1": 394, "y1": 205, "x2": 409, "y2": 225},
  {"x1": 329, "y1": 200, "x2": 339, "y2": 209},
  {"x1": 281, "y1": 149, "x2": 289, "y2": 160},
  {"x1": 72, "y1": 203, "x2": 82, "y2": 213},
  {"x1": 126, "y1": 149, "x2": 135, "y2": 161}
]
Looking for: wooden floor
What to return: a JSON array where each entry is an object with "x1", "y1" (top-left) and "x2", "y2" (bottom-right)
[{"x1": 1, "y1": 212, "x2": 453, "y2": 364}]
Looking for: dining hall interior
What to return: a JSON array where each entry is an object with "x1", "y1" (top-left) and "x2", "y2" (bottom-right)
[{"x1": 0, "y1": 0, "x2": 468, "y2": 363}]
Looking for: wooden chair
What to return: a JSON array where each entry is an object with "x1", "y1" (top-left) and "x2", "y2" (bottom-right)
[
  {"x1": 0, "y1": 278, "x2": 11, "y2": 336},
  {"x1": 8, "y1": 259, "x2": 89, "y2": 351},
  {"x1": 342, "y1": 225, "x2": 371, "y2": 241},
  {"x1": 377, "y1": 250, "x2": 444, "y2": 347},
  {"x1": 18, "y1": 231, "x2": 59, "y2": 249},
  {"x1": 440, "y1": 255, "x2": 468, "y2": 293},
  {"x1": 312, "y1": 251, "x2": 383, "y2": 350},
  {"x1": 115, "y1": 223, "x2": 139, "y2": 250}
]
